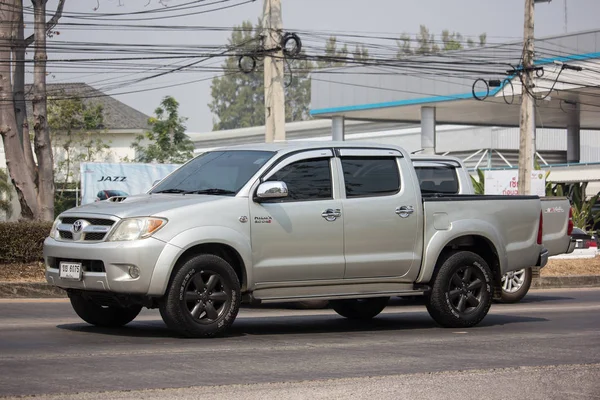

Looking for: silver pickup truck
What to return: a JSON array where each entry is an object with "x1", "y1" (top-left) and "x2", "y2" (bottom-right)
[
  {"x1": 45, "y1": 142, "x2": 549, "y2": 337},
  {"x1": 412, "y1": 155, "x2": 576, "y2": 303}
]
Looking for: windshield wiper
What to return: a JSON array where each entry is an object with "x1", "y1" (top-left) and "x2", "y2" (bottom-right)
[
  {"x1": 153, "y1": 188, "x2": 187, "y2": 194},
  {"x1": 188, "y1": 188, "x2": 236, "y2": 195}
]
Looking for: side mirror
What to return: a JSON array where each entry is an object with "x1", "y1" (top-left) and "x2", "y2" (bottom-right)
[{"x1": 256, "y1": 181, "x2": 288, "y2": 201}]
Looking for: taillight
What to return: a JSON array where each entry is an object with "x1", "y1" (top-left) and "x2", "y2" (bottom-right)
[
  {"x1": 567, "y1": 207, "x2": 574, "y2": 236},
  {"x1": 537, "y1": 210, "x2": 543, "y2": 245},
  {"x1": 589, "y1": 239, "x2": 597, "y2": 248}
]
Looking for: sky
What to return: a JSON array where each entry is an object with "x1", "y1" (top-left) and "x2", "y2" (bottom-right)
[{"x1": 37, "y1": 0, "x2": 600, "y2": 133}]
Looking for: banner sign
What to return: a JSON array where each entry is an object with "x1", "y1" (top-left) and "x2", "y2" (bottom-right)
[
  {"x1": 80, "y1": 162, "x2": 181, "y2": 205},
  {"x1": 484, "y1": 170, "x2": 546, "y2": 197}
]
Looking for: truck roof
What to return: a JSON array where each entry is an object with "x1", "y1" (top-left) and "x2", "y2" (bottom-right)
[
  {"x1": 212, "y1": 141, "x2": 408, "y2": 155},
  {"x1": 410, "y1": 154, "x2": 464, "y2": 163}
]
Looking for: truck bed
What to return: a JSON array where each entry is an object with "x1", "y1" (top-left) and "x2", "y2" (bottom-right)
[{"x1": 417, "y1": 194, "x2": 544, "y2": 283}]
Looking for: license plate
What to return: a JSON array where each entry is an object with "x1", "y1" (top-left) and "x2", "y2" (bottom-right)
[{"x1": 59, "y1": 262, "x2": 82, "y2": 281}]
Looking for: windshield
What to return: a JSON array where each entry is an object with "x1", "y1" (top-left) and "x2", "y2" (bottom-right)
[{"x1": 150, "y1": 150, "x2": 275, "y2": 196}]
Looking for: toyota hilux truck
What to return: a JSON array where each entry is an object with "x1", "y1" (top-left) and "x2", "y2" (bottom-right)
[
  {"x1": 45, "y1": 142, "x2": 549, "y2": 338},
  {"x1": 412, "y1": 154, "x2": 576, "y2": 303}
]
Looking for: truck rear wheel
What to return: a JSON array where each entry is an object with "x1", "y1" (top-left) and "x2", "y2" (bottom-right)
[
  {"x1": 330, "y1": 297, "x2": 389, "y2": 320},
  {"x1": 159, "y1": 254, "x2": 241, "y2": 338},
  {"x1": 69, "y1": 293, "x2": 142, "y2": 327},
  {"x1": 426, "y1": 251, "x2": 493, "y2": 328},
  {"x1": 498, "y1": 268, "x2": 532, "y2": 303}
]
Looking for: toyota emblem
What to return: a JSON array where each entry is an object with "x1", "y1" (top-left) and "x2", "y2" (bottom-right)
[{"x1": 72, "y1": 220, "x2": 84, "y2": 233}]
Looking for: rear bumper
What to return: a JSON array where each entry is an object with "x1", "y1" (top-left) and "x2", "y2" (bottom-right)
[
  {"x1": 536, "y1": 248, "x2": 549, "y2": 268},
  {"x1": 566, "y1": 238, "x2": 577, "y2": 254}
]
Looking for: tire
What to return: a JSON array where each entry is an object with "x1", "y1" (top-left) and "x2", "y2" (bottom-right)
[
  {"x1": 498, "y1": 267, "x2": 532, "y2": 304},
  {"x1": 330, "y1": 297, "x2": 389, "y2": 320},
  {"x1": 69, "y1": 293, "x2": 142, "y2": 328},
  {"x1": 425, "y1": 251, "x2": 493, "y2": 328},
  {"x1": 159, "y1": 254, "x2": 241, "y2": 338}
]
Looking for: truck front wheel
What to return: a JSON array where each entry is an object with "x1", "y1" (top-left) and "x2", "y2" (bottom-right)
[
  {"x1": 330, "y1": 297, "x2": 389, "y2": 320},
  {"x1": 69, "y1": 293, "x2": 142, "y2": 327},
  {"x1": 159, "y1": 254, "x2": 241, "y2": 338},
  {"x1": 426, "y1": 251, "x2": 493, "y2": 328}
]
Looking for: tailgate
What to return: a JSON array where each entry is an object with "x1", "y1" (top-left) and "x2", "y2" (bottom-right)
[{"x1": 541, "y1": 198, "x2": 571, "y2": 256}]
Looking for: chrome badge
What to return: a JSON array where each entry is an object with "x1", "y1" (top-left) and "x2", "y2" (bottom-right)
[
  {"x1": 72, "y1": 220, "x2": 84, "y2": 233},
  {"x1": 71, "y1": 219, "x2": 90, "y2": 241}
]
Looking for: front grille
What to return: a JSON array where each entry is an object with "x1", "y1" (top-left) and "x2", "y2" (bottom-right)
[
  {"x1": 84, "y1": 232, "x2": 107, "y2": 241},
  {"x1": 48, "y1": 257, "x2": 105, "y2": 273},
  {"x1": 60, "y1": 231, "x2": 73, "y2": 239},
  {"x1": 61, "y1": 217, "x2": 115, "y2": 226}
]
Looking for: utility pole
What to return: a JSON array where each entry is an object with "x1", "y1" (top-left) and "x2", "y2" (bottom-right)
[
  {"x1": 518, "y1": 0, "x2": 536, "y2": 195},
  {"x1": 263, "y1": 0, "x2": 285, "y2": 143},
  {"x1": 564, "y1": 0, "x2": 568, "y2": 33}
]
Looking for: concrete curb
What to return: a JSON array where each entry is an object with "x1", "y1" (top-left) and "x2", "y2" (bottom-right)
[
  {"x1": 1, "y1": 276, "x2": 599, "y2": 299},
  {"x1": 532, "y1": 275, "x2": 600, "y2": 289}
]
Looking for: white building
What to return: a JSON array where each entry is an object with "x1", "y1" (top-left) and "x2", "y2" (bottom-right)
[{"x1": 0, "y1": 83, "x2": 151, "y2": 219}]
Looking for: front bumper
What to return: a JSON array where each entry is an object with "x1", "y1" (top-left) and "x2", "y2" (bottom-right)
[{"x1": 44, "y1": 237, "x2": 169, "y2": 295}]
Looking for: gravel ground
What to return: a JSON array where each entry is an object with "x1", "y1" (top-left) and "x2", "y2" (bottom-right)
[{"x1": 3, "y1": 364, "x2": 598, "y2": 400}]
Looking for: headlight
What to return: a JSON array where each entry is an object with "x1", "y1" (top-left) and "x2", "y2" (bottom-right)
[
  {"x1": 49, "y1": 217, "x2": 61, "y2": 239},
  {"x1": 107, "y1": 217, "x2": 167, "y2": 242}
]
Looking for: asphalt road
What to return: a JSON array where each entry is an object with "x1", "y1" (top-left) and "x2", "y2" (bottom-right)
[{"x1": 1, "y1": 288, "x2": 599, "y2": 399}]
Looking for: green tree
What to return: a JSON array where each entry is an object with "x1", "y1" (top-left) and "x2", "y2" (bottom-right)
[
  {"x1": 132, "y1": 96, "x2": 194, "y2": 164},
  {"x1": 0, "y1": 169, "x2": 13, "y2": 219},
  {"x1": 479, "y1": 33, "x2": 487, "y2": 47},
  {"x1": 209, "y1": 20, "x2": 315, "y2": 130},
  {"x1": 48, "y1": 95, "x2": 112, "y2": 215},
  {"x1": 209, "y1": 21, "x2": 265, "y2": 130},
  {"x1": 470, "y1": 168, "x2": 485, "y2": 195},
  {"x1": 416, "y1": 25, "x2": 440, "y2": 55},
  {"x1": 441, "y1": 30, "x2": 463, "y2": 51},
  {"x1": 397, "y1": 26, "x2": 487, "y2": 56},
  {"x1": 316, "y1": 36, "x2": 349, "y2": 69},
  {"x1": 352, "y1": 44, "x2": 370, "y2": 62},
  {"x1": 396, "y1": 33, "x2": 413, "y2": 58}
]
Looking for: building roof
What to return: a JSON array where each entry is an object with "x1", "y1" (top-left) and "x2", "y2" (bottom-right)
[
  {"x1": 310, "y1": 29, "x2": 600, "y2": 130},
  {"x1": 25, "y1": 83, "x2": 150, "y2": 131}
]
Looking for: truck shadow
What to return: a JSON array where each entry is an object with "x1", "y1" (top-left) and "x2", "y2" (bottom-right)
[
  {"x1": 55, "y1": 312, "x2": 547, "y2": 339},
  {"x1": 514, "y1": 294, "x2": 575, "y2": 304},
  {"x1": 385, "y1": 294, "x2": 575, "y2": 307}
]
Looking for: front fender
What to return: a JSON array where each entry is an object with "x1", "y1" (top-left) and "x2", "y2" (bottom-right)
[
  {"x1": 416, "y1": 219, "x2": 507, "y2": 284},
  {"x1": 147, "y1": 226, "x2": 252, "y2": 296}
]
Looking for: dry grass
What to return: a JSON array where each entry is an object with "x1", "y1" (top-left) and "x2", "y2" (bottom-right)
[
  {"x1": 0, "y1": 262, "x2": 45, "y2": 282},
  {"x1": 542, "y1": 255, "x2": 600, "y2": 276},
  {"x1": 1, "y1": 256, "x2": 599, "y2": 283}
]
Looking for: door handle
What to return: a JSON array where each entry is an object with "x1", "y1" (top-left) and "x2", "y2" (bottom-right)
[
  {"x1": 321, "y1": 208, "x2": 341, "y2": 221},
  {"x1": 395, "y1": 206, "x2": 414, "y2": 218}
]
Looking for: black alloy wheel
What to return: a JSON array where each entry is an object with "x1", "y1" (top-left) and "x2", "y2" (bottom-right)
[
  {"x1": 182, "y1": 270, "x2": 231, "y2": 323},
  {"x1": 160, "y1": 254, "x2": 241, "y2": 338},
  {"x1": 446, "y1": 264, "x2": 486, "y2": 317}
]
